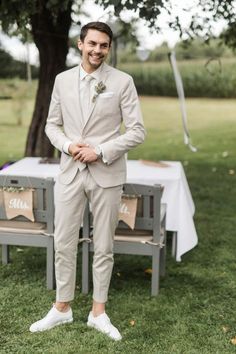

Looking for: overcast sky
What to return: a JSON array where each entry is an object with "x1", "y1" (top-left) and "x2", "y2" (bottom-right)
[{"x1": 0, "y1": 0, "x2": 227, "y2": 66}]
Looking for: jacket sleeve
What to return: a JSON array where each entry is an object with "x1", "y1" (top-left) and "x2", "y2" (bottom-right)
[
  {"x1": 99, "y1": 76, "x2": 146, "y2": 165},
  {"x1": 45, "y1": 75, "x2": 72, "y2": 152}
]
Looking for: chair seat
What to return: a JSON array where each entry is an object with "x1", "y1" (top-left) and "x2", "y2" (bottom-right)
[
  {"x1": 0, "y1": 220, "x2": 47, "y2": 235},
  {"x1": 114, "y1": 234, "x2": 153, "y2": 242},
  {"x1": 115, "y1": 228, "x2": 153, "y2": 243}
]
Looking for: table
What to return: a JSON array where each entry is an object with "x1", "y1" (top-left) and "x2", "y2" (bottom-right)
[{"x1": 0, "y1": 158, "x2": 198, "y2": 261}]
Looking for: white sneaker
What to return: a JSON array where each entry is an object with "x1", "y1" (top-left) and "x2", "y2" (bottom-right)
[
  {"x1": 29, "y1": 305, "x2": 73, "y2": 332},
  {"x1": 87, "y1": 312, "x2": 122, "y2": 341}
]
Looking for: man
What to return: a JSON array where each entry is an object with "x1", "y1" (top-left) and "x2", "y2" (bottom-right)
[{"x1": 30, "y1": 22, "x2": 145, "y2": 340}]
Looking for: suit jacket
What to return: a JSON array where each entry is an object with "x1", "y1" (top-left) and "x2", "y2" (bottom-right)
[{"x1": 45, "y1": 62, "x2": 145, "y2": 187}]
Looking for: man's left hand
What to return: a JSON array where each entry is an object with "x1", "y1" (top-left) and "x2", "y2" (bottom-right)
[{"x1": 73, "y1": 146, "x2": 98, "y2": 163}]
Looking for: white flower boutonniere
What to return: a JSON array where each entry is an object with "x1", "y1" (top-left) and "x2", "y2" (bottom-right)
[{"x1": 92, "y1": 81, "x2": 106, "y2": 102}]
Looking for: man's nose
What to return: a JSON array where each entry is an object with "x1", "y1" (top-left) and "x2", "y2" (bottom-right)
[{"x1": 94, "y1": 45, "x2": 102, "y2": 52}]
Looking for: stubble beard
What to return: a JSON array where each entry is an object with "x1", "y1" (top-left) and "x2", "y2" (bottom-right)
[{"x1": 88, "y1": 52, "x2": 105, "y2": 68}]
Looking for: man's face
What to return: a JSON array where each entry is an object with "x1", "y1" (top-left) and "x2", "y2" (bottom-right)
[{"x1": 78, "y1": 29, "x2": 111, "y2": 72}]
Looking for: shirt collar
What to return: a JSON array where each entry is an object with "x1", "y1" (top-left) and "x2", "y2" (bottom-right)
[{"x1": 79, "y1": 63, "x2": 103, "y2": 81}]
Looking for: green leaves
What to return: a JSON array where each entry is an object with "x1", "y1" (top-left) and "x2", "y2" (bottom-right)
[
  {"x1": 0, "y1": 0, "x2": 72, "y2": 36},
  {"x1": 95, "y1": 0, "x2": 166, "y2": 29}
]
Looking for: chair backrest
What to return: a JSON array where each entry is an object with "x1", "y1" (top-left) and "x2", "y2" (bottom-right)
[
  {"x1": 83, "y1": 183, "x2": 163, "y2": 242},
  {"x1": 0, "y1": 175, "x2": 54, "y2": 234},
  {"x1": 117, "y1": 183, "x2": 163, "y2": 239}
]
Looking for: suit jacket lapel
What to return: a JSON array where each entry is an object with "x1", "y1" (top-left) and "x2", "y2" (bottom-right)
[
  {"x1": 82, "y1": 63, "x2": 111, "y2": 131},
  {"x1": 72, "y1": 66, "x2": 84, "y2": 131}
]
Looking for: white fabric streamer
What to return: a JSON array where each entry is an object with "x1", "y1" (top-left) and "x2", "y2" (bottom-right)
[{"x1": 169, "y1": 51, "x2": 197, "y2": 152}]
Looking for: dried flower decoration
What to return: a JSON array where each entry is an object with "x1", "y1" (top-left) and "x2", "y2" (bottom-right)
[
  {"x1": 92, "y1": 81, "x2": 106, "y2": 102},
  {"x1": 1, "y1": 187, "x2": 28, "y2": 193}
]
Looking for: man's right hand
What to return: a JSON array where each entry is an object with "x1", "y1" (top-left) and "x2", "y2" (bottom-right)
[
  {"x1": 68, "y1": 143, "x2": 89, "y2": 158},
  {"x1": 69, "y1": 142, "x2": 99, "y2": 163}
]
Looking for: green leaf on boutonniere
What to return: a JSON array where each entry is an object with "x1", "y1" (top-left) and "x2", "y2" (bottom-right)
[{"x1": 92, "y1": 81, "x2": 106, "y2": 102}]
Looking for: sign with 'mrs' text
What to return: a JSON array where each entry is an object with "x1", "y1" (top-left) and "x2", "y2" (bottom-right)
[
  {"x1": 3, "y1": 189, "x2": 35, "y2": 222},
  {"x1": 118, "y1": 196, "x2": 138, "y2": 229}
]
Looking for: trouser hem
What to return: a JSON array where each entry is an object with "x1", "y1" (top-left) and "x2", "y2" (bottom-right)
[
  {"x1": 92, "y1": 295, "x2": 107, "y2": 304},
  {"x1": 56, "y1": 297, "x2": 74, "y2": 303}
]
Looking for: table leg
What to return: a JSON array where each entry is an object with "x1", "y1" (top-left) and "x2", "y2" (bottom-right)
[
  {"x1": 2, "y1": 244, "x2": 10, "y2": 264},
  {"x1": 171, "y1": 231, "x2": 177, "y2": 258}
]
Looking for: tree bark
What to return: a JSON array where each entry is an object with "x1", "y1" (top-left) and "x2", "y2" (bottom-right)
[
  {"x1": 110, "y1": 37, "x2": 117, "y2": 68},
  {"x1": 25, "y1": 1, "x2": 72, "y2": 157}
]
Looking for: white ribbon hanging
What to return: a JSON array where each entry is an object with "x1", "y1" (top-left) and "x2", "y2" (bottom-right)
[{"x1": 169, "y1": 51, "x2": 197, "y2": 152}]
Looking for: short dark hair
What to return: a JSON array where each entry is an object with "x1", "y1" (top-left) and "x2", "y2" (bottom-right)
[{"x1": 80, "y1": 22, "x2": 113, "y2": 46}]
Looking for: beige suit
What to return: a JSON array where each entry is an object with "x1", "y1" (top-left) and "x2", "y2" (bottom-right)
[{"x1": 45, "y1": 62, "x2": 145, "y2": 303}]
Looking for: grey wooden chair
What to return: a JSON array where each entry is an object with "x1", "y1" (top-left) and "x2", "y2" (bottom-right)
[
  {"x1": 81, "y1": 183, "x2": 167, "y2": 296},
  {"x1": 0, "y1": 175, "x2": 55, "y2": 289}
]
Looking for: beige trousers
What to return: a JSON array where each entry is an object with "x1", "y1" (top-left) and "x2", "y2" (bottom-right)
[{"x1": 54, "y1": 168, "x2": 122, "y2": 303}]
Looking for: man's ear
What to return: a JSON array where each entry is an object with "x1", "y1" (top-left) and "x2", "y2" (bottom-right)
[{"x1": 78, "y1": 39, "x2": 83, "y2": 51}]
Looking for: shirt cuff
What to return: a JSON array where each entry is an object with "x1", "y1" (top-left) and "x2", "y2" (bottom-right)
[
  {"x1": 95, "y1": 145, "x2": 108, "y2": 164},
  {"x1": 100, "y1": 146, "x2": 108, "y2": 164},
  {"x1": 63, "y1": 141, "x2": 73, "y2": 155}
]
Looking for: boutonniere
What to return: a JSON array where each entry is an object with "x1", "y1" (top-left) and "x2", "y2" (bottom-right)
[{"x1": 92, "y1": 81, "x2": 106, "y2": 102}]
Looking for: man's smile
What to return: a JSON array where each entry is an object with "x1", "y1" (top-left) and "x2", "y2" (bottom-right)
[{"x1": 89, "y1": 53, "x2": 103, "y2": 60}]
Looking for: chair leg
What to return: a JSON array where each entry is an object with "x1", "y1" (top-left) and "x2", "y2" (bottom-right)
[
  {"x1": 151, "y1": 249, "x2": 160, "y2": 296},
  {"x1": 82, "y1": 242, "x2": 90, "y2": 294},
  {"x1": 46, "y1": 237, "x2": 55, "y2": 290},
  {"x1": 2, "y1": 245, "x2": 10, "y2": 264},
  {"x1": 160, "y1": 231, "x2": 167, "y2": 277}
]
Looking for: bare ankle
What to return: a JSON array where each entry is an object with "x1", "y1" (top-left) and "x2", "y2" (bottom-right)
[
  {"x1": 55, "y1": 302, "x2": 70, "y2": 312},
  {"x1": 92, "y1": 300, "x2": 105, "y2": 317}
]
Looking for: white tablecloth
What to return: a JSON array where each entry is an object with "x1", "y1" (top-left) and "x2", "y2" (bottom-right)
[{"x1": 0, "y1": 158, "x2": 198, "y2": 261}]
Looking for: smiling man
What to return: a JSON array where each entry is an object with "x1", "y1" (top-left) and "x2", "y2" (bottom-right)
[{"x1": 29, "y1": 22, "x2": 145, "y2": 341}]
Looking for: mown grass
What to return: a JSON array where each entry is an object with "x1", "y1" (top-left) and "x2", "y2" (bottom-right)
[{"x1": 0, "y1": 89, "x2": 236, "y2": 353}]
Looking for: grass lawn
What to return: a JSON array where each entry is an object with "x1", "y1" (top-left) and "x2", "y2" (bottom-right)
[{"x1": 0, "y1": 93, "x2": 236, "y2": 353}]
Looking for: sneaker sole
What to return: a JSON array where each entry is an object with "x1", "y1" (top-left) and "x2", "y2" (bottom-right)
[{"x1": 30, "y1": 318, "x2": 73, "y2": 333}]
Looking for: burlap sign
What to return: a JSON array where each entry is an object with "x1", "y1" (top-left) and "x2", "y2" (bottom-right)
[
  {"x1": 3, "y1": 189, "x2": 35, "y2": 222},
  {"x1": 118, "y1": 196, "x2": 138, "y2": 230}
]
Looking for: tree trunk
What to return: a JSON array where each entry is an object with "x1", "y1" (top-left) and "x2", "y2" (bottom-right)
[
  {"x1": 25, "y1": 1, "x2": 72, "y2": 157},
  {"x1": 110, "y1": 37, "x2": 117, "y2": 68}
]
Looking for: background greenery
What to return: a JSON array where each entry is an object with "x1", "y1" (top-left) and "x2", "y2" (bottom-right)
[
  {"x1": 118, "y1": 38, "x2": 236, "y2": 98},
  {"x1": 119, "y1": 58, "x2": 236, "y2": 98},
  {"x1": 0, "y1": 84, "x2": 236, "y2": 353},
  {"x1": 0, "y1": 48, "x2": 39, "y2": 80},
  {"x1": 1, "y1": 37, "x2": 236, "y2": 98},
  {"x1": 119, "y1": 37, "x2": 236, "y2": 63}
]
